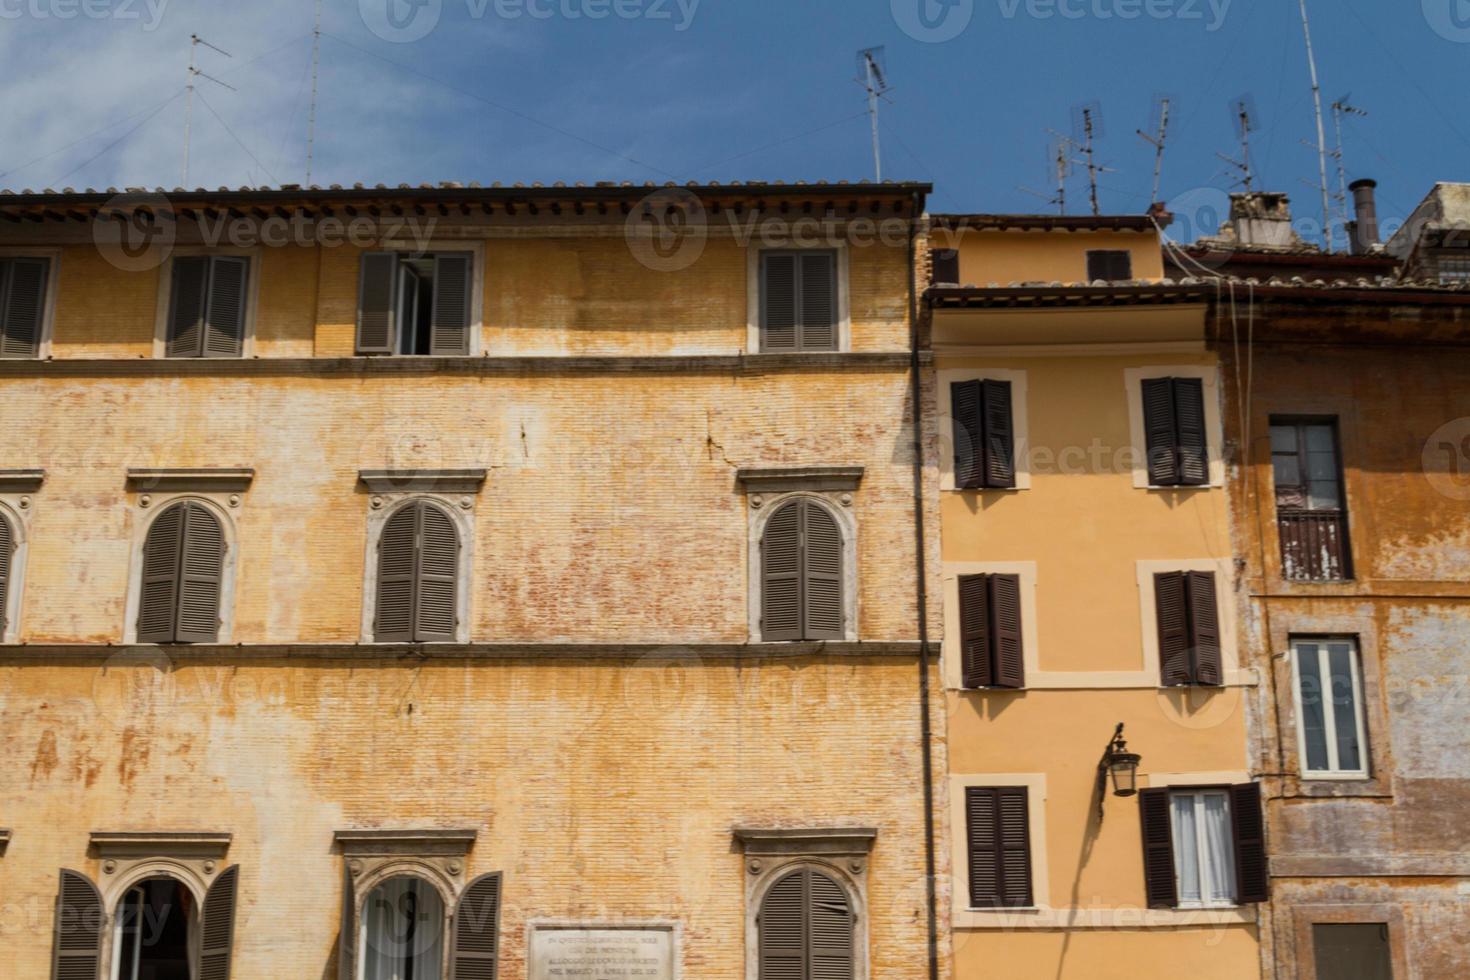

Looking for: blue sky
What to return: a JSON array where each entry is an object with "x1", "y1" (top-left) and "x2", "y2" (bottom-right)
[{"x1": 1, "y1": 0, "x2": 1467, "y2": 238}]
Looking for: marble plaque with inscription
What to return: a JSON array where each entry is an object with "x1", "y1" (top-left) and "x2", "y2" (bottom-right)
[{"x1": 529, "y1": 927, "x2": 675, "y2": 980}]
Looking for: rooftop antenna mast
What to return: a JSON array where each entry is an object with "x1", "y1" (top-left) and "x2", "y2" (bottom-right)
[
  {"x1": 1070, "y1": 103, "x2": 1113, "y2": 216},
  {"x1": 857, "y1": 47, "x2": 890, "y2": 182},
  {"x1": 1018, "y1": 139, "x2": 1073, "y2": 215},
  {"x1": 306, "y1": 0, "x2": 323, "y2": 186},
  {"x1": 1329, "y1": 95, "x2": 1367, "y2": 235},
  {"x1": 1298, "y1": 0, "x2": 1333, "y2": 250},
  {"x1": 183, "y1": 34, "x2": 235, "y2": 188},
  {"x1": 1216, "y1": 96, "x2": 1258, "y2": 191},
  {"x1": 1136, "y1": 96, "x2": 1171, "y2": 206}
]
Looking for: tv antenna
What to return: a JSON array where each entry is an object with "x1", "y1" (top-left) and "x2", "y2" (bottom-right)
[
  {"x1": 1070, "y1": 103, "x2": 1113, "y2": 216},
  {"x1": 306, "y1": 0, "x2": 323, "y2": 186},
  {"x1": 1136, "y1": 96, "x2": 1171, "y2": 206},
  {"x1": 857, "y1": 47, "x2": 890, "y2": 182},
  {"x1": 183, "y1": 33, "x2": 235, "y2": 187},
  {"x1": 1216, "y1": 96, "x2": 1258, "y2": 192},
  {"x1": 1329, "y1": 95, "x2": 1368, "y2": 238},
  {"x1": 1018, "y1": 137, "x2": 1074, "y2": 215},
  {"x1": 1298, "y1": 0, "x2": 1333, "y2": 249}
]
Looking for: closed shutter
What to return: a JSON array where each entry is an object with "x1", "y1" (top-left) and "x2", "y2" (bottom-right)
[
  {"x1": 175, "y1": 502, "x2": 223, "y2": 643},
  {"x1": 52, "y1": 869, "x2": 103, "y2": 980},
  {"x1": 450, "y1": 872, "x2": 502, "y2": 980},
  {"x1": 760, "y1": 253, "x2": 798, "y2": 352},
  {"x1": 414, "y1": 502, "x2": 459, "y2": 642},
  {"x1": 431, "y1": 253, "x2": 473, "y2": 355},
  {"x1": 950, "y1": 380, "x2": 984, "y2": 490},
  {"x1": 0, "y1": 513, "x2": 12, "y2": 636},
  {"x1": 1230, "y1": 783, "x2": 1269, "y2": 903},
  {"x1": 760, "y1": 501, "x2": 803, "y2": 641},
  {"x1": 1172, "y1": 378, "x2": 1208, "y2": 485},
  {"x1": 1154, "y1": 572, "x2": 1193, "y2": 686},
  {"x1": 374, "y1": 504, "x2": 418, "y2": 642},
  {"x1": 167, "y1": 256, "x2": 210, "y2": 358},
  {"x1": 802, "y1": 501, "x2": 844, "y2": 640},
  {"x1": 758, "y1": 870, "x2": 806, "y2": 980},
  {"x1": 990, "y1": 573, "x2": 1025, "y2": 689},
  {"x1": 199, "y1": 866, "x2": 239, "y2": 980},
  {"x1": 1138, "y1": 788, "x2": 1178, "y2": 908},
  {"x1": 982, "y1": 380, "x2": 1016, "y2": 488},
  {"x1": 356, "y1": 251, "x2": 399, "y2": 354},
  {"x1": 798, "y1": 251, "x2": 837, "y2": 351},
  {"x1": 930, "y1": 248, "x2": 960, "y2": 285},
  {"x1": 1087, "y1": 250, "x2": 1132, "y2": 283},
  {"x1": 137, "y1": 503, "x2": 186, "y2": 643},
  {"x1": 1141, "y1": 378, "x2": 1178, "y2": 485},
  {"x1": 957, "y1": 575, "x2": 991, "y2": 689},
  {"x1": 204, "y1": 257, "x2": 248, "y2": 357},
  {"x1": 1187, "y1": 571, "x2": 1222, "y2": 686},
  {"x1": 965, "y1": 787, "x2": 1032, "y2": 907},
  {"x1": 807, "y1": 871, "x2": 854, "y2": 980},
  {"x1": 0, "y1": 257, "x2": 48, "y2": 358}
]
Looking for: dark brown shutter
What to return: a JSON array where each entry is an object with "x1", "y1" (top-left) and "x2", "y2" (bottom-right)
[
  {"x1": 1138, "y1": 788, "x2": 1178, "y2": 909},
  {"x1": 758, "y1": 869, "x2": 806, "y2": 980},
  {"x1": 203, "y1": 257, "x2": 248, "y2": 357},
  {"x1": 450, "y1": 872, "x2": 502, "y2": 980},
  {"x1": 998, "y1": 787, "x2": 1033, "y2": 906},
  {"x1": 802, "y1": 501, "x2": 844, "y2": 640},
  {"x1": 1187, "y1": 571, "x2": 1222, "y2": 686},
  {"x1": 0, "y1": 513, "x2": 12, "y2": 636},
  {"x1": 357, "y1": 251, "x2": 398, "y2": 354},
  {"x1": 965, "y1": 787, "x2": 1032, "y2": 907},
  {"x1": 1172, "y1": 378, "x2": 1208, "y2": 486},
  {"x1": 761, "y1": 253, "x2": 798, "y2": 352},
  {"x1": 414, "y1": 502, "x2": 459, "y2": 642},
  {"x1": 137, "y1": 503, "x2": 186, "y2": 642},
  {"x1": 375, "y1": 503, "x2": 418, "y2": 642},
  {"x1": 0, "y1": 257, "x2": 48, "y2": 358},
  {"x1": 950, "y1": 380, "x2": 984, "y2": 490},
  {"x1": 52, "y1": 869, "x2": 103, "y2": 980},
  {"x1": 1087, "y1": 250, "x2": 1132, "y2": 282},
  {"x1": 807, "y1": 871, "x2": 854, "y2": 980},
  {"x1": 175, "y1": 502, "x2": 223, "y2": 643},
  {"x1": 957, "y1": 575, "x2": 991, "y2": 689},
  {"x1": 167, "y1": 256, "x2": 210, "y2": 358},
  {"x1": 199, "y1": 865, "x2": 239, "y2": 980},
  {"x1": 990, "y1": 573, "x2": 1025, "y2": 689},
  {"x1": 981, "y1": 380, "x2": 1016, "y2": 488},
  {"x1": 1230, "y1": 783, "x2": 1269, "y2": 903},
  {"x1": 431, "y1": 253, "x2": 473, "y2": 355},
  {"x1": 1142, "y1": 378, "x2": 1179, "y2": 486},
  {"x1": 1154, "y1": 572, "x2": 1193, "y2": 686},
  {"x1": 798, "y1": 251, "x2": 837, "y2": 351},
  {"x1": 760, "y1": 500, "x2": 802, "y2": 641},
  {"x1": 930, "y1": 248, "x2": 960, "y2": 285}
]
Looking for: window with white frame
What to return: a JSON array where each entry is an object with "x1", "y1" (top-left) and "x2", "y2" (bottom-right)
[
  {"x1": 1168, "y1": 790, "x2": 1236, "y2": 908},
  {"x1": 1293, "y1": 637, "x2": 1370, "y2": 778}
]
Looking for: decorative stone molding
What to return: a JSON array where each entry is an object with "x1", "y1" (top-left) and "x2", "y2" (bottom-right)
[
  {"x1": 357, "y1": 469, "x2": 488, "y2": 494},
  {"x1": 334, "y1": 828, "x2": 478, "y2": 882},
  {"x1": 0, "y1": 469, "x2": 44, "y2": 493},
  {"x1": 89, "y1": 831, "x2": 232, "y2": 887},
  {"x1": 735, "y1": 467, "x2": 864, "y2": 494},
  {"x1": 125, "y1": 468, "x2": 255, "y2": 493}
]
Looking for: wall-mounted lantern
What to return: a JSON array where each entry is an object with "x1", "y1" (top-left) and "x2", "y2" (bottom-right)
[{"x1": 1094, "y1": 723, "x2": 1143, "y2": 824}]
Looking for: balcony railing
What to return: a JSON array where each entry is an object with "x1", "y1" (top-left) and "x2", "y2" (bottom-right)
[{"x1": 1278, "y1": 510, "x2": 1352, "y2": 582}]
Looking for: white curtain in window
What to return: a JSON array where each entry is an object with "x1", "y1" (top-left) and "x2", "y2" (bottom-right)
[
  {"x1": 360, "y1": 877, "x2": 444, "y2": 980},
  {"x1": 1200, "y1": 793, "x2": 1234, "y2": 903},
  {"x1": 1171, "y1": 795, "x2": 1201, "y2": 903}
]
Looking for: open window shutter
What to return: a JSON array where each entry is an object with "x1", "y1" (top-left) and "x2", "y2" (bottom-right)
[
  {"x1": 807, "y1": 871, "x2": 854, "y2": 980},
  {"x1": 167, "y1": 256, "x2": 209, "y2": 358},
  {"x1": 356, "y1": 251, "x2": 398, "y2": 354},
  {"x1": 374, "y1": 504, "x2": 417, "y2": 642},
  {"x1": 798, "y1": 251, "x2": 837, "y2": 351},
  {"x1": 761, "y1": 501, "x2": 802, "y2": 641},
  {"x1": 957, "y1": 575, "x2": 991, "y2": 689},
  {"x1": 431, "y1": 253, "x2": 473, "y2": 355},
  {"x1": 981, "y1": 380, "x2": 1016, "y2": 488},
  {"x1": 930, "y1": 248, "x2": 960, "y2": 285},
  {"x1": 1138, "y1": 788, "x2": 1178, "y2": 909},
  {"x1": 950, "y1": 380, "x2": 984, "y2": 490},
  {"x1": 802, "y1": 501, "x2": 845, "y2": 640},
  {"x1": 965, "y1": 787, "x2": 1000, "y2": 906},
  {"x1": 1187, "y1": 571, "x2": 1222, "y2": 686},
  {"x1": 52, "y1": 869, "x2": 103, "y2": 980},
  {"x1": 997, "y1": 786, "x2": 1033, "y2": 906},
  {"x1": 204, "y1": 257, "x2": 248, "y2": 356},
  {"x1": 1230, "y1": 783, "x2": 1269, "y2": 903},
  {"x1": 414, "y1": 502, "x2": 459, "y2": 642},
  {"x1": 990, "y1": 573, "x2": 1025, "y2": 689},
  {"x1": 198, "y1": 865, "x2": 239, "y2": 980},
  {"x1": 0, "y1": 514, "x2": 12, "y2": 636},
  {"x1": 758, "y1": 870, "x2": 806, "y2": 980},
  {"x1": 137, "y1": 503, "x2": 185, "y2": 643},
  {"x1": 1141, "y1": 378, "x2": 1180, "y2": 486},
  {"x1": 1, "y1": 258, "x2": 48, "y2": 358},
  {"x1": 175, "y1": 503, "x2": 223, "y2": 643},
  {"x1": 450, "y1": 872, "x2": 501, "y2": 980},
  {"x1": 1172, "y1": 378, "x2": 1208, "y2": 486},
  {"x1": 1154, "y1": 572, "x2": 1193, "y2": 686},
  {"x1": 760, "y1": 253, "x2": 798, "y2": 352}
]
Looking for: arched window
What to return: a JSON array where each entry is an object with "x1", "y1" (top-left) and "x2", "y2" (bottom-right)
[
  {"x1": 760, "y1": 498, "x2": 844, "y2": 641},
  {"x1": 0, "y1": 510, "x2": 14, "y2": 637},
  {"x1": 374, "y1": 499, "x2": 460, "y2": 643},
  {"x1": 359, "y1": 877, "x2": 445, "y2": 980},
  {"x1": 136, "y1": 501, "x2": 224, "y2": 644},
  {"x1": 758, "y1": 868, "x2": 854, "y2": 980}
]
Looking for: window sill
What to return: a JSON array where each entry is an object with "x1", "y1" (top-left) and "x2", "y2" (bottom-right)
[{"x1": 1299, "y1": 772, "x2": 1372, "y2": 782}]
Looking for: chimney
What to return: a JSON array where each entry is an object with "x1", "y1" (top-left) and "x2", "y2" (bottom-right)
[
  {"x1": 1348, "y1": 178, "x2": 1380, "y2": 254},
  {"x1": 1227, "y1": 192, "x2": 1302, "y2": 249}
]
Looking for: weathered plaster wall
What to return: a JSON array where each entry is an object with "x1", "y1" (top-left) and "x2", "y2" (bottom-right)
[{"x1": 930, "y1": 227, "x2": 1166, "y2": 288}]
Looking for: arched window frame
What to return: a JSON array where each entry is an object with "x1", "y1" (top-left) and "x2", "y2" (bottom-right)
[
  {"x1": 122, "y1": 494, "x2": 240, "y2": 644},
  {"x1": 747, "y1": 490, "x2": 859, "y2": 643},
  {"x1": 741, "y1": 852, "x2": 869, "y2": 980},
  {"x1": 360, "y1": 494, "x2": 476, "y2": 644},
  {"x1": 352, "y1": 863, "x2": 457, "y2": 980},
  {"x1": 0, "y1": 497, "x2": 34, "y2": 644}
]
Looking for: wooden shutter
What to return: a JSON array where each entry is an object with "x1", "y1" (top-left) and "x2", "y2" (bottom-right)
[
  {"x1": 990, "y1": 573, "x2": 1025, "y2": 689},
  {"x1": 1187, "y1": 571, "x2": 1222, "y2": 686},
  {"x1": 807, "y1": 871, "x2": 854, "y2": 980},
  {"x1": 1138, "y1": 788, "x2": 1178, "y2": 908},
  {"x1": 450, "y1": 872, "x2": 501, "y2": 980},
  {"x1": 798, "y1": 251, "x2": 837, "y2": 351},
  {"x1": 930, "y1": 248, "x2": 960, "y2": 285},
  {"x1": 52, "y1": 869, "x2": 103, "y2": 980},
  {"x1": 375, "y1": 503, "x2": 418, "y2": 642},
  {"x1": 981, "y1": 380, "x2": 1016, "y2": 488},
  {"x1": 175, "y1": 502, "x2": 223, "y2": 643},
  {"x1": 802, "y1": 501, "x2": 844, "y2": 640},
  {"x1": 0, "y1": 257, "x2": 48, "y2": 358},
  {"x1": 1154, "y1": 572, "x2": 1193, "y2": 686},
  {"x1": 431, "y1": 253, "x2": 473, "y2": 355},
  {"x1": 1141, "y1": 378, "x2": 1179, "y2": 485},
  {"x1": 1087, "y1": 250, "x2": 1132, "y2": 282},
  {"x1": 0, "y1": 513, "x2": 12, "y2": 636},
  {"x1": 203, "y1": 257, "x2": 248, "y2": 357},
  {"x1": 965, "y1": 787, "x2": 1032, "y2": 907},
  {"x1": 1172, "y1": 378, "x2": 1208, "y2": 485},
  {"x1": 356, "y1": 251, "x2": 399, "y2": 354},
  {"x1": 167, "y1": 256, "x2": 210, "y2": 358},
  {"x1": 199, "y1": 865, "x2": 239, "y2": 980},
  {"x1": 761, "y1": 253, "x2": 798, "y2": 352},
  {"x1": 414, "y1": 502, "x2": 459, "y2": 642},
  {"x1": 137, "y1": 503, "x2": 186, "y2": 642},
  {"x1": 1230, "y1": 783, "x2": 1269, "y2": 903},
  {"x1": 758, "y1": 869, "x2": 806, "y2": 980},
  {"x1": 950, "y1": 380, "x2": 984, "y2": 490},
  {"x1": 957, "y1": 575, "x2": 991, "y2": 689},
  {"x1": 761, "y1": 501, "x2": 803, "y2": 641}
]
